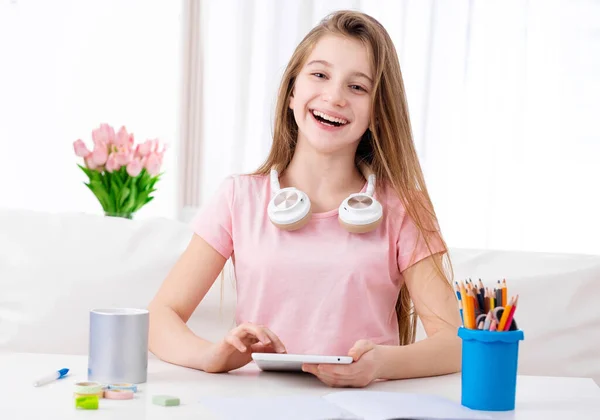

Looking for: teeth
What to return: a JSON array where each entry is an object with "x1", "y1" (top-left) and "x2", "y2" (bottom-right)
[{"x1": 312, "y1": 110, "x2": 348, "y2": 125}]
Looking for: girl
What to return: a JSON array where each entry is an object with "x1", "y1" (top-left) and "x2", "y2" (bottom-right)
[{"x1": 148, "y1": 10, "x2": 462, "y2": 388}]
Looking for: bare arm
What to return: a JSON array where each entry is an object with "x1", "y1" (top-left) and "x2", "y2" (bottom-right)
[
  {"x1": 147, "y1": 233, "x2": 226, "y2": 370},
  {"x1": 377, "y1": 253, "x2": 462, "y2": 379}
]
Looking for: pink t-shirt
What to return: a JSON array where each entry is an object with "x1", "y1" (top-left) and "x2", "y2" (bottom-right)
[{"x1": 191, "y1": 174, "x2": 445, "y2": 356}]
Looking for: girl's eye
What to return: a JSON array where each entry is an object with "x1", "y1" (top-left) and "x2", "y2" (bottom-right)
[
  {"x1": 312, "y1": 73, "x2": 326, "y2": 79},
  {"x1": 350, "y1": 85, "x2": 366, "y2": 92}
]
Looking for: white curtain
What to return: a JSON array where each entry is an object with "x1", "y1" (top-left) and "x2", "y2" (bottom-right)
[
  {"x1": 0, "y1": 0, "x2": 182, "y2": 220},
  {"x1": 185, "y1": 0, "x2": 600, "y2": 255}
]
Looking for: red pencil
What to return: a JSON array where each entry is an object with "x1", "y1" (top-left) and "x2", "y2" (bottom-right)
[{"x1": 503, "y1": 295, "x2": 519, "y2": 331}]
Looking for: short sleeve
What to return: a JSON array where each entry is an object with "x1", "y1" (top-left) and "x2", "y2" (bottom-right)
[
  {"x1": 396, "y1": 210, "x2": 446, "y2": 273},
  {"x1": 189, "y1": 176, "x2": 235, "y2": 259}
]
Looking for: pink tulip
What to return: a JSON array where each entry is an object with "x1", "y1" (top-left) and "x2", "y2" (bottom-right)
[
  {"x1": 85, "y1": 155, "x2": 99, "y2": 170},
  {"x1": 126, "y1": 158, "x2": 143, "y2": 177},
  {"x1": 105, "y1": 153, "x2": 120, "y2": 173},
  {"x1": 115, "y1": 147, "x2": 133, "y2": 166},
  {"x1": 136, "y1": 140, "x2": 154, "y2": 157},
  {"x1": 91, "y1": 141, "x2": 109, "y2": 165},
  {"x1": 145, "y1": 152, "x2": 162, "y2": 176},
  {"x1": 115, "y1": 126, "x2": 134, "y2": 147},
  {"x1": 73, "y1": 139, "x2": 91, "y2": 157},
  {"x1": 92, "y1": 124, "x2": 116, "y2": 146}
]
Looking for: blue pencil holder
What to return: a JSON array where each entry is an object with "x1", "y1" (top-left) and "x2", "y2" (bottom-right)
[{"x1": 458, "y1": 327, "x2": 524, "y2": 411}]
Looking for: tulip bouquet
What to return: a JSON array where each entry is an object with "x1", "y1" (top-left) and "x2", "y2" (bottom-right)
[{"x1": 73, "y1": 123, "x2": 167, "y2": 219}]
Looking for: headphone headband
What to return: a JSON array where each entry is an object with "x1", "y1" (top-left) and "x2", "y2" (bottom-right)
[
  {"x1": 267, "y1": 163, "x2": 383, "y2": 233},
  {"x1": 271, "y1": 163, "x2": 375, "y2": 193},
  {"x1": 270, "y1": 168, "x2": 281, "y2": 193}
]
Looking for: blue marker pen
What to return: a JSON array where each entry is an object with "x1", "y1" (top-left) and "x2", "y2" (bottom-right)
[{"x1": 33, "y1": 368, "x2": 69, "y2": 387}]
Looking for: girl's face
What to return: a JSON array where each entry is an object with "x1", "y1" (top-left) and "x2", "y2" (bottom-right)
[{"x1": 290, "y1": 34, "x2": 373, "y2": 155}]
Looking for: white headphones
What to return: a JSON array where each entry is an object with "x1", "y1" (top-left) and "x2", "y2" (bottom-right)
[{"x1": 267, "y1": 163, "x2": 383, "y2": 233}]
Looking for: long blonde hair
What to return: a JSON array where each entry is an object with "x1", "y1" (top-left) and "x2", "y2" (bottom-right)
[{"x1": 253, "y1": 10, "x2": 453, "y2": 346}]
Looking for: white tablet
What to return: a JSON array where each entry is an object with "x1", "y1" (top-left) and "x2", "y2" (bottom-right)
[{"x1": 251, "y1": 353, "x2": 353, "y2": 372}]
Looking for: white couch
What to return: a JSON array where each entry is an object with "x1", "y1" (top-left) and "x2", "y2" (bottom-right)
[{"x1": 1, "y1": 208, "x2": 599, "y2": 384}]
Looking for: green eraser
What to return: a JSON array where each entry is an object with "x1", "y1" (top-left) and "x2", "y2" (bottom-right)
[
  {"x1": 152, "y1": 395, "x2": 180, "y2": 406},
  {"x1": 75, "y1": 395, "x2": 99, "y2": 410}
]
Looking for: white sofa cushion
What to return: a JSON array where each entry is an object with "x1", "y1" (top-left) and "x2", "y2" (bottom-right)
[
  {"x1": 0, "y1": 208, "x2": 236, "y2": 356},
  {"x1": 0, "y1": 208, "x2": 598, "y2": 384}
]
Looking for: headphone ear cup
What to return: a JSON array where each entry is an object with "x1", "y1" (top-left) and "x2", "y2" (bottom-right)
[
  {"x1": 338, "y1": 194, "x2": 383, "y2": 233},
  {"x1": 267, "y1": 188, "x2": 312, "y2": 231},
  {"x1": 271, "y1": 207, "x2": 312, "y2": 231},
  {"x1": 339, "y1": 215, "x2": 382, "y2": 233}
]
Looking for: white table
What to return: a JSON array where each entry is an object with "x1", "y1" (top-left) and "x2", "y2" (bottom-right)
[{"x1": 2, "y1": 352, "x2": 599, "y2": 419}]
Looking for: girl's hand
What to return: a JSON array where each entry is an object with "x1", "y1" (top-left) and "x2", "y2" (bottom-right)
[
  {"x1": 201, "y1": 322, "x2": 287, "y2": 373},
  {"x1": 301, "y1": 340, "x2": 381, "y2": 388}
]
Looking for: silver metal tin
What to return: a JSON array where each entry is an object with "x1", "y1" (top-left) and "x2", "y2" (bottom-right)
[{"x1": 87, "y1": 308, "x2": 149, "y2": 384}]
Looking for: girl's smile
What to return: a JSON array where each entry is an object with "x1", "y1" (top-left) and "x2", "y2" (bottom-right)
[{"x1": 309, "y1": 108, "x2": 350, "y2": 131}]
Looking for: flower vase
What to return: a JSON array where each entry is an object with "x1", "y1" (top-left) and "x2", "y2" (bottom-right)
[{"x1": 104, "y1": 211, "x2": 135, "y2": 220}]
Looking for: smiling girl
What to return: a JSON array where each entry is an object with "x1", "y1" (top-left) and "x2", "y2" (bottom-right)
[{"x1": 148, "y1": 10, "x2": 462, "y2": 388}]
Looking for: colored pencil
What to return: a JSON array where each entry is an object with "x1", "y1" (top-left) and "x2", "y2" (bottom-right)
[
  {"x1": 483, "y1": 288, "x2": 487, "y2": 311},
  {"x1": 502, "y1": 279, "x2": 507, "y2": 307},
  {"x1": 498, "y1": 296, "x2": 515, "y2": 331},
  {"x1": 466, "y1": 290, "x2": 474, "y2": 328},
  {"x1": 459, "y1": 281, "x2": 470, "y2": 328},
  {"x1": 470, "y1": 289, "x2": 480, "y2": 316},
  {"x1": 495, "y1": 286, "x2": 502, "y2": 308},
  {"x1": 483, "y1": 311, "x2": 492, "y2": 330},
  {"x1": 503, "y1": 295, "x2": 519, "y2": 331}
]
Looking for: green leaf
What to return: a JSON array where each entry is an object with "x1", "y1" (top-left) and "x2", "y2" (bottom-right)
[
  {"x1": 123, "y1": 182, "x2": 137, "y2": 213},
  {"x1": 132, "y1": 190, "x2": 147, "y2": 211},
  {"x1": 77, "y1": 164, "x2": 92, "y2": 179},
  {"x1": 138, "y1": 170, "x2": 150, "y2": 191},
  {"x1": 119, "y1": 166, "x2": 129, "y2": 184},
  {"x1": 84, "y1": 183, "x2": 106, "y2": 211},
  {"x1": 113, "y1": 172, "x2": 124, "y2": 189},
  {"x1": 88, "y1": 180, "x2": 113, "y2": 212},
  {"x1": 101, "y1": 171, "x2": 110, "y2": 191},
  {"x1": 90, "y1": 171, "x2": 102, "y2": 183},
  {"x1": 119, "y1": 187, "x2": 130, "y2": 208},
  {"x1": 134, "y1": 195, "x2": 154, "y2": 212},
  {"x1": 110, "y1": 177, "x2": 120, "y2": 212},
  {"x1": 148, "y1": 175, "x2": 161, "y2": 189}
]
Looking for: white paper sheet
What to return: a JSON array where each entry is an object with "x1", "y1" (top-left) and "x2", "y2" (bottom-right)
[
  {"x1": 199, "y1": 395, "x2": 359, "y2": 420},
  {"x1": 198, "y1": 391, "x2": 492, "y2": 420},
  {"x1": 324, "y1": 391, "x2": 492, "y2": 420}
]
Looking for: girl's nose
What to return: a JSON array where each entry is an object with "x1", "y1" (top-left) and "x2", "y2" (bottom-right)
[{"x1": 322, "y1": 86, "x2": 347, "y2": 107}]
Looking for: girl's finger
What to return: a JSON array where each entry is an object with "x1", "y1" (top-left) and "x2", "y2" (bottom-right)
[
  {"x1": 225, "y1": 334, "x2": 247, "y2": 353},
  {"x1": 231, "y1": 323, "x2": 286, "y2": 353},
  {"x1": 317, "y1": 363, "x2": 358, "y2": 377},
  {"x1": 259, "y1": 327, "x2": 287, "y2": 353},
  {"x1": 302, "y1": 364, "x2": 318, "y2": 374},
  {"x1": 250, "y1": 343, "x2": 278, "y2": 353},
  {"x1": 316, "y1": 372, "x2": 366, "y2": 388},
  {"x1": 236, "y1": 324, "x2": 271, "y2": 345}
]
